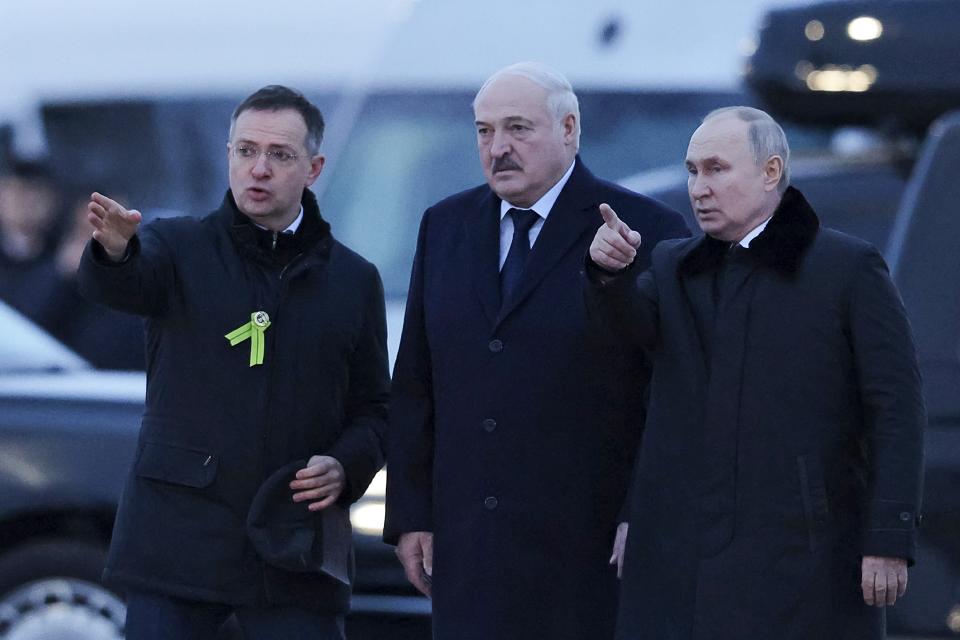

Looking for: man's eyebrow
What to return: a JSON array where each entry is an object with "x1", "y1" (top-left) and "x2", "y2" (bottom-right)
[
  {"x1": 234, "y1": 139, "x2": 296, "y2": 150},
  {"x1": 687, "y1": 155, "x2": 726, "y2": 165},
  {"x1": 475, "y1": 116, "x2": 535, "y2": 126}
]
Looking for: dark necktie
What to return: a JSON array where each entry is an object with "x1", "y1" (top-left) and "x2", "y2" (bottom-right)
[{"x1": 500, "y1": 208, "x2": 540, "y2": 303}]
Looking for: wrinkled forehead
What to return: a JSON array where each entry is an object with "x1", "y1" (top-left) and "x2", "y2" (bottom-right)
[
  {"x1": 685, "y1": 116, "x2": 752, "y2": 164},
  {"x1": 231, "y1": 108, "x2": 309, "y2": 147},
  {"x1": 474, "y1": 75, "x2": 551, "y2": 121}
]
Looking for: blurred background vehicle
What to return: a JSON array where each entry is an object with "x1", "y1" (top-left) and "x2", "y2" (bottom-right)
[{"x1": 1, "y1": 0, "x2": 958, "y2": 637}]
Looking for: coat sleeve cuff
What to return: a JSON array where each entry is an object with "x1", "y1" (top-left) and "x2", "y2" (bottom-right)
[
  {"x1": 382, "y1": 511, "x2": 433, "y2": 546},
  {"x1": 90, "y1": 235, "x2": 139, "y2": 265},
  {"x1": 861, "y1": 499, "x2": 921, "y2": 565},
  {"x1": 582, "y1": 251, "x2": 636, "y2": 286}
]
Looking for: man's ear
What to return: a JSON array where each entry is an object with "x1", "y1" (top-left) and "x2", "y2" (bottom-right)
[
  {"x1": 562, "y1": 113, "x2": 577, "y2": 145},
  {"x1": 306, "y1": 154, "x2": 326, "y2": 185},
  {"x1": 763, "y1": 155, "x2": 783, "y2": 192}
]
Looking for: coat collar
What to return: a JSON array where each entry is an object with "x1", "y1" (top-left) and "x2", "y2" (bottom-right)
[
  {"x1": 221, "y1": 189, "x2": 333, "y2": 267},
  {"x1": 677, "y1": 186, "x2": 820, "y2": 278},
  {"x1": 463, "y1": 156, "x2": 603, "y2": 328}
]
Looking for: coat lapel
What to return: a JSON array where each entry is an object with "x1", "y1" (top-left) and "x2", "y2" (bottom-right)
[
  {"x1": 497, "y1": 160, "x2": 599, "y2": 325},
  {"x1": 463, "y1": 189, "x2": 503, "y2": 327}
]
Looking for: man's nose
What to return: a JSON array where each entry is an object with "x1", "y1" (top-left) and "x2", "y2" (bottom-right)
[
  {"x1": 251, "y1": 153, "x2": 272, "y2": 177},
  {"x1": 689, "y1": 174, "x2": 710, "y2": 199},
  {"x1": 490, "y1": 130, "x2": 511, "y2": 157}
]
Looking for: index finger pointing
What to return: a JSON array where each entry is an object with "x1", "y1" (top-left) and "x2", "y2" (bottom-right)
[{"x1": 599, "y1": 203, "x2": 621, "y2": 229}]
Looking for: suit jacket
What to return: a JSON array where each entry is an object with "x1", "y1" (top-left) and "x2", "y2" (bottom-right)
[
  {"x1": 585, "y1": 187, "x2": 925, "y2": 640},
  {"x1": 384, "y1": 158, "x2": 689, "y2": 640}
]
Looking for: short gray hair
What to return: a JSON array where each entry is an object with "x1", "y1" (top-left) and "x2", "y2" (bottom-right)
[
  {"x1": 473, "y1": 61, "x2": 581, "y2": 149},
  {"x1": 704, "y1": 106, "x2": 790, "y2": 194}
]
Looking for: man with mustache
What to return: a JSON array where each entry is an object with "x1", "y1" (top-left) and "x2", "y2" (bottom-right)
[
  {"x1": 384, "y1": 62, "x2": 688, "y2": 639},
  {"x1": 77, "y1": 85, "x2": 388, "y2": 639},
  {"x1": 585, "y1": 106, "x2": 924, "y2": 639}
]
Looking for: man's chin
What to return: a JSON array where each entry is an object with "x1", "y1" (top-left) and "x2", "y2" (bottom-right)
[
  {"x1": 237, "y1": 196, "x2": 271, "y2": 215},
  {"x1": 489, "y1": 177, "x2": 528, "y2": 204},
  {"x1": 237, "y1": 204, "x2": 275, "y2": 222}
]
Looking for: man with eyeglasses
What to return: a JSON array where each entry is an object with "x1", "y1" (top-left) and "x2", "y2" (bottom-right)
[{"x1": 77, "y1": 85, "x2": 388, "y2": 640}]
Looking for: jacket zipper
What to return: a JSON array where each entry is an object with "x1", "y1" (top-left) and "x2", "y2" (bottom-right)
[{"x1": 258, "y1": 249, "x2": 308, "y2": 603}]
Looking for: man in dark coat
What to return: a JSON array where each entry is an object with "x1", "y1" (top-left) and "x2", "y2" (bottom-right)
[
  {"x1": 586, "y1": 106, "x2": 925, "y2": 640},
  {"x1": 77, "y1": 86, "x2": 388, "y2": 639},
  {"x1": 383, "y1": 62, "x2": 689, "y2": 640}
]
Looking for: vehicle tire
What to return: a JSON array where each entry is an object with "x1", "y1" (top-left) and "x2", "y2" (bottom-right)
[{"x1": 0, "y1": 539, "x2": 125, "y2": 639}]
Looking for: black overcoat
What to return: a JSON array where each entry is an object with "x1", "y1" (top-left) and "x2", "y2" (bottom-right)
[
  {"x1": 586, "y1": 188, "x2": 925, "y2": 640},
  {"x1": 78, "y1": 190, "x2": 389, "y2": 613},
  {"x1": 384, "y1": 159, "x2": 689, "y2": 640}
]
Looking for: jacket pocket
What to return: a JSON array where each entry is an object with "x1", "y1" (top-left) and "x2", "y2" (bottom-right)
[
  {"x1": 797, "y1": 454, "x2": 830, "y2": 552},
  {"x1": 136, "y1": 440, "x2": 218, "y2": 488}
]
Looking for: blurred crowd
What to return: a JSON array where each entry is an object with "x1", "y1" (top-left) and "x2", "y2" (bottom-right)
[{"x1": 0, "y1": 158, "x2": 145, "y2": 370}]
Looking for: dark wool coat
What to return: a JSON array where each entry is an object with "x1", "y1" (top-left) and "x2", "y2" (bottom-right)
[
  {"x1": 585, "y1": 187, "x2": 925, "y2": 640},
  {"x1": 78, "y1": 190, "x2": 389, "y2": 613},
  {"x1": 384, "y1": 159, "x2": 690, "y2": 640}
]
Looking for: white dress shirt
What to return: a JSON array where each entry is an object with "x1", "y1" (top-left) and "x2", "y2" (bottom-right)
[
  {"x1": 738, "y1": 215, "x2": 772, "y2": 247},
  {"x1": 253, "y1": 206, "x2": 304, "y2": 234},
  {"x1": 498, "y1": 161, "x2": 576, "y2": 270}
]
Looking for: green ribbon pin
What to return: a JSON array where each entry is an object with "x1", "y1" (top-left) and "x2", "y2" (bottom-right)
[{"x1": 225, "y1": 311, "x2": 271, "y2": 367}]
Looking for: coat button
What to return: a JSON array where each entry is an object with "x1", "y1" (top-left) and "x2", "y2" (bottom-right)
[
  {"x1": 488, "y1": 339, "x2": 503, "y2": 353},
  {"x1": 482, "y1": 418, "x2": 497, "y2": 432},
  {"x1": 899, "y1": 511, "x2": 912, "y2": 522},
  {"x1": 484, "y1": 496, "x2": 499, "y2": 510}
]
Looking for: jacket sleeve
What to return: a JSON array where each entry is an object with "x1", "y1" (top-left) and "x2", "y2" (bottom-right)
[
  {"x1": 848, "y1": 247, "x2": 926, "y2": 563},
  {"x1": 382, "y1": 210, "x2": 435, "y2": 544},
  {"x1": 326, "y1": 264, "x2": 390, "y2": 505},
  {"x1": 610, "y1": 211, "x2": 689, "y2": 524},
  {"x1": 76, "y1": 225, "x2": 175, "y2": 317},
  {"x1": 582, "y1": 247, "x2": 662, "y2": 351}
]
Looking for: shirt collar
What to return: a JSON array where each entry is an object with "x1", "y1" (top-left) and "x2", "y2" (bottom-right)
[
  {"x1": 254, "y1": 206, "x2": 304, "y2": 234},
  {"x1": 739, "y1": 215, "x2": 772, "y2": 248},
  {"x1": 499, "y1": 160, "x2": 576, "y2": 221}
]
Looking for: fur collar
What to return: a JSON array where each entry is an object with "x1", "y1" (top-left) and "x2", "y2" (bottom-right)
[{"x1": 678, "y1": 186, "x2": 819, "y2": 278}]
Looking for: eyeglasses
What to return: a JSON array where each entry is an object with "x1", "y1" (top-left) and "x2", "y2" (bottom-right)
[{"x1": 231, "y1": 144, "x2": 302, "y2": 166}]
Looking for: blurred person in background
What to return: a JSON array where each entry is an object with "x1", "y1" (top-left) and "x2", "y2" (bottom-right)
[
  {"x1": 39, "y1": 188, "x2": 146, "y2": 369},
  {"x1": 0, "y1": 159, "x2": 61, "y2": 325},
  {"x1": 77, "y1": 85, "x2": 388, "y2": 640},
  {"x1": 384, "y1": 61, "x2": 689, "y2": 640}
]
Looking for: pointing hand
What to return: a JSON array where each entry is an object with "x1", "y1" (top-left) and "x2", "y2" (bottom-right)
[
  {"x1": 589, "y1": 203, "x2": 642, "y2": 271},
  {"x1": 87, "y1": 192, "x2": 142, "y2": 261}
]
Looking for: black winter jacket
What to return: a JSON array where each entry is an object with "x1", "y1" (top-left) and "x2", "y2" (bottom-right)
[{"x1": 78, "y1": 189, "x2": 388, "y2": 612}]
